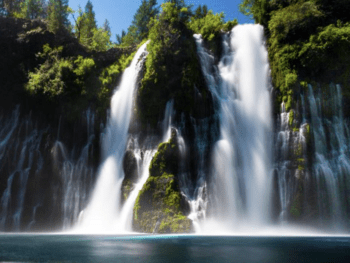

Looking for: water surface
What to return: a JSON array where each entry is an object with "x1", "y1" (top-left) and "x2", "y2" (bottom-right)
[{"x1": 1, "y1": 234, "x2": 350, "y2": 262}]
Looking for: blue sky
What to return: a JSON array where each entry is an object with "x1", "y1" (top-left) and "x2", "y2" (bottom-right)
[{"x1": 68, "y1": 0, "x2": 254, "y2": 42}]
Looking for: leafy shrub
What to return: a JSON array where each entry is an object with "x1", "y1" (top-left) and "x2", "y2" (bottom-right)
[
  {"x1": 269, "y1": 1, "x2": 324, "y2": 44},
  {"x1": 137, "y1": 2, "x2": 206, "y2": 127},
  {"x1": 26, "y1": 44, "x2": 74, "y2": 97},
  {"x1": 188, "y1": 10, "x2": 237, "y2": 41}
]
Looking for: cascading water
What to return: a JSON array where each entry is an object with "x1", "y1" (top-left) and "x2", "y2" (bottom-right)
[
  {"x1": 0, "y1": 106, "x2": 97, "y2": 231},
  {"x1": 118, "y1": 149, "x2": 156, "y2": 231},
  {"x1": 274, "y1": 102, "x2": 308, "y2": 224},
  {"x1": 0, "y1": 107, "x2": 44, "y2": 230},
  {"x1": 75, "y1": 42, "x2": 149, "y2": 233},
  {"x1": 56, "y1": 109, "x2": 96, "y2": 230},
  {"x1": 195, "y1": 24, "x2": 272, "y2": 232},
  {"x1": 308, "y1": 84, "x2": 350, "y2": 230}
]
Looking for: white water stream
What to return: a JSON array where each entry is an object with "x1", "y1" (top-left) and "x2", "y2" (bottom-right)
[
  {"x1": 195, "y1": 24, "x2": 273, "y2": 232},
  {"x1": 75, "y1": 42, "x2": 149, "y2": 233}
]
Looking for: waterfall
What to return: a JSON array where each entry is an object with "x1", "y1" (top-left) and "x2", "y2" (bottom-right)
[
  {"x1": 195, "y1": 24, "x2": 272, "y2": 232},
  {"x1": 118, "y1": 149, "x2": 156, "y2": 231},
  {"x1": 75, "y1": 42, "x2": 149, "y2": 233},
  {"x1": 274, "y1": 103, "x2": 308, "y2": 224},
  {"x1": 56, "y1": 109, "x2": 96, "y2": 230},
  {"x1": 308, "y1": 84, "x2": 350, "y2": 230},
  {"x1": 0, "y1": 107, "x2": 44, "y2": 231},
  {"x1": 0, "y1": 106, "x2": 96, "y2": 231}
]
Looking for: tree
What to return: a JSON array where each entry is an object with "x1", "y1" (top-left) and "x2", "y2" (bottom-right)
[
  {"x1": 22, "y1": 0, "x2": 46, "y2": 19},
  {"x1": 47, "y1": 0, "x2": 70, "y2": 32},
  {"x1": 130, "y1": 0, "x2": 158, "y2": 42},
  {"x1": 116, "y1": 30, "x2": 126, "y2": 45},
  {"x1": 166, "y1": 0, "x2": 186, "y2": 9},
  {"x1": 239, "y1": 0, "x2": 269, "y2": 25},
  {"x1": 103, "y1": 19, "x2": 111, "y2": 34},
  {"x1": 90, "y1": 27, "x2": 112, "y2": 51},
  {"x1": 194, "y1": 4, "x2": 208, "y2": 19},
  {"x1": 80, "y1": 0, "x2": 97, "y2": 46},
  {"x1": 3, "y1": 0, "x2": 24, "y2": 17},
  {"x1": 72, "y1": 5, "x2": 84, "y2": 40}
]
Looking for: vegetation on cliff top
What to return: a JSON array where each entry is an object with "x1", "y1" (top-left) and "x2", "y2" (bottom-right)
[
  {"x1": 240, "y1": 0, "x2": 350, "y2": 112},
  {"x1": 137, "y1": 2, "x2": 237, "y2": 127}
]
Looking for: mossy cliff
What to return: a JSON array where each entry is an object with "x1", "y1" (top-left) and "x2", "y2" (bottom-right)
[
  {"x1": 0, "y1": 17, "x2": 136, "y2": 231},
  {"x1": 136, "y1": 3, "x2": 215, "y2": 128},
  {"x1": 133, "y1": 129, "x2": 192, "y2": 233},
  {"x1": 259, "y1": 0, "x2": 350, "y2": 114},
  {"x1": 256, "y1": 0, "x2": 350, "y2": 225}
]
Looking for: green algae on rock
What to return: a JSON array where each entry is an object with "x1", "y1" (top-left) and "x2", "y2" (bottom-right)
[{"x1": 133, "y1": 128, "x2": 192, "y2": 233}]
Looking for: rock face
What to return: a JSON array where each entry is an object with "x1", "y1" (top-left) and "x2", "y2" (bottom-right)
[
  {"x1": 133, "y1": 129, "x2": 192, "y2": 233},
  {"x1": 121, "y1": 149, "x2": 139, "y2": 203},
  {"x1": 0, "y1": 17, "x2": 129, "y2": 231}
]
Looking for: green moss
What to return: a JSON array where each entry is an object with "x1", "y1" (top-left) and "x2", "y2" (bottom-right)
[
  {"x1": 122, "y1": 179, "x2": 133, "y2": 202},
  {"x1": 136, "y1": 3, "x2": 207, "y2": 127},
  {"x1": 133, "y1": 132, "x2": 192, "y2": 233},
  {"x1": 288, "y1": 109, "x2": 294, "y2": 127}
]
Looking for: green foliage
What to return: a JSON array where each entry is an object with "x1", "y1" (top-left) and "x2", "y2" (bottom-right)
[
  {"x1": 116, "y1": 0, "x2": 158, "y2": 47},
  {"x1": 72, "y1": 6, "x2": 84, "y2": 40},
  {"x1": 90, "y1": 27, "x2": 112, "y2": 51},
  {"x1": 137, "y1": 2, "x2": 206, "y2": 126},
  {"x1": 2, "y1": 0, "x2": 24, "y2": 17},
  {"x1": 188, "y1": 10, "x2": 237, "y2": 41},
  {"x1": 98, "y1": 51, "x2": 136, "y2": 109},
  {"x1": 26, "y1": 44, "x2": 73, "y2": 96},
  {"x1": 239, "y1": 0, "x2": 269, "y2": 24},
  {"x1": 47, "y1": 0, "x2": 70, "y2": 32},
  {"x1": 116, "y1": 30, "x2": 126, "y2": 45},
  {"x1": 269, "y1": 1, "x2": 323, "y2": 43},
  {"x1": 130, "y1": 0, "x2": 158, "y2": 43},
  {"x1": 13, "y1": 0, "x2": 46, "y2": 19},
  {"x1": 298, "y1": 23, "x2": 350, "y2": 73},
  {"x1": 79, "y1": 0, "x2": 97, "y2": 47},
  {"x1": 222, "y1": 19, "x2": 239, "y2": 32},
  {"x1": 166, "y1": 0, "x2": 187, "y2": 9},
  {"x1": 194, "y1": 4, "x2": 208, "y2": 19}
]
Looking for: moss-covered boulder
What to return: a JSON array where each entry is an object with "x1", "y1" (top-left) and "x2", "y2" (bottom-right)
[{"x1": 133, "y1": 128, "x2": 192, "y2": 233}]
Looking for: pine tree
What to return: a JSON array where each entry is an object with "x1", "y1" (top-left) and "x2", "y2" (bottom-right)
[
  {"x1": 47, "y1": 0, "x2": 70, "y2": 32},
  {"x1": 194, "y1": 5, "x2": 207, "y2": 19},
  {"x1": 103, "y1": 19, "x2": 111, "y2": 36},
  {"x1": 116, "y1": 30, "x2": 126, "y2": 45},
  {"x1": 166, "y1": 0, "x2": 186, "y2": 9},
  {"x1": 24, "y1": 0, "x2": 46, "y2": 19},
  {"x1": 80, "y1": 0, "x2": 97, "y2": 46},
  {"x1": 130, "y1": 0, "x2": 158, "y2": 42}
]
